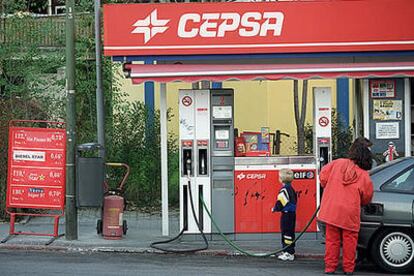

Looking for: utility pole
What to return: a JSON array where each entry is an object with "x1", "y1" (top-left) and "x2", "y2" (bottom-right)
[
  {"x1": 95, "y1": 0, "x2": 105, "y2": 158},
  {"x1": 65, "y1": 0, "x2": 77, "y2": 240}
]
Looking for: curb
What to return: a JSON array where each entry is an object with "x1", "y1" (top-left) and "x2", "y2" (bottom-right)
[
  {"x1": 0, "y1": 244, "x2": 68, "y2": 252},
  {"x1": 0, "y1": 243, "x2": 325, "y2": 259}
]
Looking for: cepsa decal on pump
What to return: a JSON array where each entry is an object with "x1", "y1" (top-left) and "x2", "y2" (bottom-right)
[
  {"x1": 236, "y1": 172, "x2": 267, "y2": 181},
  {"x1": 177, "y1": 11, "x2": 284, "y2": 39}
]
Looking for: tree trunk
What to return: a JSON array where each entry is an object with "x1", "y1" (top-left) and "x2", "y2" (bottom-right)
[{"x1": 293, "y1": 80, "x2": 308, "y2": 154}]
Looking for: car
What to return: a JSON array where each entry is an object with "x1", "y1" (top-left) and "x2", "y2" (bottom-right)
[{"x1": 358, "y1": 157, "x2": 414, "y2": 274}]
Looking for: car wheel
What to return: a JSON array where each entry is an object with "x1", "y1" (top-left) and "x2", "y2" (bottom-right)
[{"x1": 370, "y1": 229, "x2": 414, "y2": 273}]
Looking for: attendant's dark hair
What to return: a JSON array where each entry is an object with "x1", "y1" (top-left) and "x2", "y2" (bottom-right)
[{"x1": 349, "y1": 137, "x2": 373, "y2": 170}]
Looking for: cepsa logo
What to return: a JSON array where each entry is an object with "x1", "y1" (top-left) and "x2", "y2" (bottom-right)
[
  {"x1": 236, "y1": 172, "x2": 266, "y2": 181},
  {"x1": 132, "y1": 9, "x2": 284, "y2": 43}
]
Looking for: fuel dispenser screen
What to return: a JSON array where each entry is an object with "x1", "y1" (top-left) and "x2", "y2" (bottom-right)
[
  {"x1": 215, "y1": 129, "x2": 229, "y2": 140},
  {"x1": 212, "y1": 106, "x2": 232, "y2": 119},
  {"x1": 213, "y1": 126, "x2": 231, "y2": 149}
]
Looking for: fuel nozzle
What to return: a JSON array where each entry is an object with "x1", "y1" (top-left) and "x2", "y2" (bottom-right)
[
  {"x1": 186, "y1": 157, "x2": 192, "y2": 176},
  {"x1": 200, "y1": 155, "x2": 206, "y2": 175}
]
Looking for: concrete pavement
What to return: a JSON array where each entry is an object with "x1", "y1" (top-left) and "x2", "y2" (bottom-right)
[{"x1": 0, "y1": 209, "x2": 325, "y2": 259}]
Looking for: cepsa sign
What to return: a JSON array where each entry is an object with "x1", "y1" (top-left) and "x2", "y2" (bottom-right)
[
  {"x1": 167, "y1": 11, "x2": 283, "y2": 39},
  {"x1": 104, "y1": 0, "x2": 414, "y2": 56}
]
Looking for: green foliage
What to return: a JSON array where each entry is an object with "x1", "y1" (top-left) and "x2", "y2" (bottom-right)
[
  {"x1": 2, "y1": 0, "x2": 48, "y2": 14},
  {"x1": 108, "y1": 99, "x2": 179, "y2": 207},
  {"x1": 0, "y1": 17, "x2": 66, "y2": 219},
  {"x1": 1, "y1": 12, "x2": 93, "y2": 48},
  {"x1": 0, "y1": 5, "x2": 181, "y2": 220},
  {"x1": 331, "y1": 110, "x2": 354, "y2": 158},
  {"x1": 303, "y1": 109, "x2": 354, "y2": 159}
]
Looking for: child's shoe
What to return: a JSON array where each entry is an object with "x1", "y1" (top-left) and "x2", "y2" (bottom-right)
[{"x1": 277, "y1": 252, "x2": 295, "y2": 261}]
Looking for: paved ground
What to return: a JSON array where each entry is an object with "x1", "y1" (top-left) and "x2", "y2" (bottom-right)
[
  {"x1": 0, "y1": 209, "x2": 324, "y2": 257},
  {"x1": 0, "y1": 250, "x2": 390, "y2": 276}
]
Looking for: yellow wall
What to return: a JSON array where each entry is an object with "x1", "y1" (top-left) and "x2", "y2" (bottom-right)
[
  {"x1": 154, "y1": 82, "x2": 193, "y2": 136},
  {"x1": 115, "y1": 63, "x2": 145, "y2": 103},
  {"x1": 226, "y1": 79, "x2": 337, "y2": 154},
  {"x1": 120, "y1": 78, "x2": 346, "y2": 155}
]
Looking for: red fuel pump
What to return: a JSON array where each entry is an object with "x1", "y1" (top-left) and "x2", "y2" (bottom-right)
[{"x1": 97, "y1": 163, "x2": 130, "y2": 240}]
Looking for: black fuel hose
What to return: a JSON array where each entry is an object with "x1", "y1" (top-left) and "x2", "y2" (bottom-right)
[
  {"x1": 150, "y1": 177, "x2": 209, "y2": 253},
  {"x1": 151, "y1": 174, "x2": 320, "y2": 256}
]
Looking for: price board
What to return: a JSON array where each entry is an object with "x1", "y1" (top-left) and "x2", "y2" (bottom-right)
[{"x1": 7, "y1": 126, "x2": 66, "y2": 210}]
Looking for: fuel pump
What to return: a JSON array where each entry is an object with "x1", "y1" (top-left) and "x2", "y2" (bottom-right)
[
  {"x1": 178, "y1": 89, "x2": 234, "y2": 235},
  {"x1": 152, "y1": 88, "x2": 321, "y2": 256},
  {"x1": 151, "y1": 147, "x2": 208, "y2": 253},
  {"x1": 316, "y1": 137, "x2": 331, "y2": 169},
  {"x1": 313, "y1": 87, "x2": 332, "y2": 236},
  {"x1": 178, "y1": 89, "x2": 212, "y2": 234},
  {"x1": 210, "y1": 90, "x2": 235, "y2": 233},
  {"x1": 313, "y1": 87, "x2": 332, "y2": 172}
]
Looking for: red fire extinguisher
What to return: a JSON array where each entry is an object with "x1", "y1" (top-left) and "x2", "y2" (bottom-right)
[{"x1": 97, "y1": 163, "x2": 130, "y2": 240}]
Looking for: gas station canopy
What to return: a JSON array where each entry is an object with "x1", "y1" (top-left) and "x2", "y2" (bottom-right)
[
  {"x1": 123, "y1": 62, "x2": 414, "y2": 84},
  {"x1": 103, "y1": 0, "x2": 414, "y2": 238}
]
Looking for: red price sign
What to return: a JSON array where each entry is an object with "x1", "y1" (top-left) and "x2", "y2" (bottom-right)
[{"x1": 7, "y1": 126, "x2": 66, "y2": 210}]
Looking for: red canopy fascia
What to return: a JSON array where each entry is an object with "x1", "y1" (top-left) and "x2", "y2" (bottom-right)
[{"x1": 123, "y1": 62, "x2": 414, "y2": 84}]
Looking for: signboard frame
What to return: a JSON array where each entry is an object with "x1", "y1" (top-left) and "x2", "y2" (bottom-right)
[
  {"x1": 103, "y1": 0, "x2": 414, "y2": 56},
  {"x1": 372, "y1": 99, "x2": 402, "y2": 121},
  {"x1": 375, "y1": 122, "x2": 400, "y2": 139},
  {"x1": 3, "y1": 120, "x2": 66, "y2": 243},
  {"x1": 370, "y1": 79, "x2": 396, "y2": 99}
]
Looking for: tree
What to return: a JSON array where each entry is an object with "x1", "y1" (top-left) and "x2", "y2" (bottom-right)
[
  {"x1": 293, "y1": 80, "x2": 308, "y2": 154},
  {"x1": 1, "y1": 0, "x2": 48, "y2": 14},
  {"x1": 0, "y1": 2, "x2": 183, "y2": 216}
]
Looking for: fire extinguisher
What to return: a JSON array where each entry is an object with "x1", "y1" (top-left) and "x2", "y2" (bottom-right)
[{"x1": 97, "y1": 163, "x2": 130, "y2": 240}]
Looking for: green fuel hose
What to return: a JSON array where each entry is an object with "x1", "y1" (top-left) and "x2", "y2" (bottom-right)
[
  {"x1": 200, "y1": 194, "x2": 321, "y2": 257},
  {"x1": 150, "y1": 174, "x2": 321, "y2": 257}
]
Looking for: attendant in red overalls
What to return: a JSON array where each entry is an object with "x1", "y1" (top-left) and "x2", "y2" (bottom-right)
[{"x1": 318, "y1": 137, "x2": 374, "y2": 275}]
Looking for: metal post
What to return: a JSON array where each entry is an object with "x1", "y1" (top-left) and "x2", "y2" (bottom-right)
[
  {"x1": 65, "y1": 0, "x2": 78, "y2": 240},
  {"x1": 144, "y1": 59, "x2": 155, "y2": 145},
  {"x1": 160, "y1": 83, "x2": 169, "y2": 236},
  {"x1": 48, "y1": 0, "x2": 53, "y2": 15},
  {"x1": 362, "y1": 79, "x2": 370, "y2": 139},
  {"x1": 404, "y1": 78, "x2": 411, "y2": 156},
  {"x1": 94, "y1": 0, "x2": 105, "y2": 158}
]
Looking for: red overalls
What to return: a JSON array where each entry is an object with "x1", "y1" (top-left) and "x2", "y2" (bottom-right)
[{"x1": 317, "y1": 159, "x2": 373, "y2": 273}]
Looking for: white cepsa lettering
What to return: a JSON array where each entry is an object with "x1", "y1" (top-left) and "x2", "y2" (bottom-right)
[
  {"x1": 177, "y1": 12, "x2": 284, "y2": 38},
  {"x1": 247, "y1": 174, "x2": 266, "y2": 180}
]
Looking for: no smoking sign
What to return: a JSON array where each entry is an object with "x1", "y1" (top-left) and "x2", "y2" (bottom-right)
[
  {"x1": 182, "y1": 96, "x2": 193, "y2": 107},
  {"x1": 319, "y1": 116, "x2": 330, "y2": 127}
]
